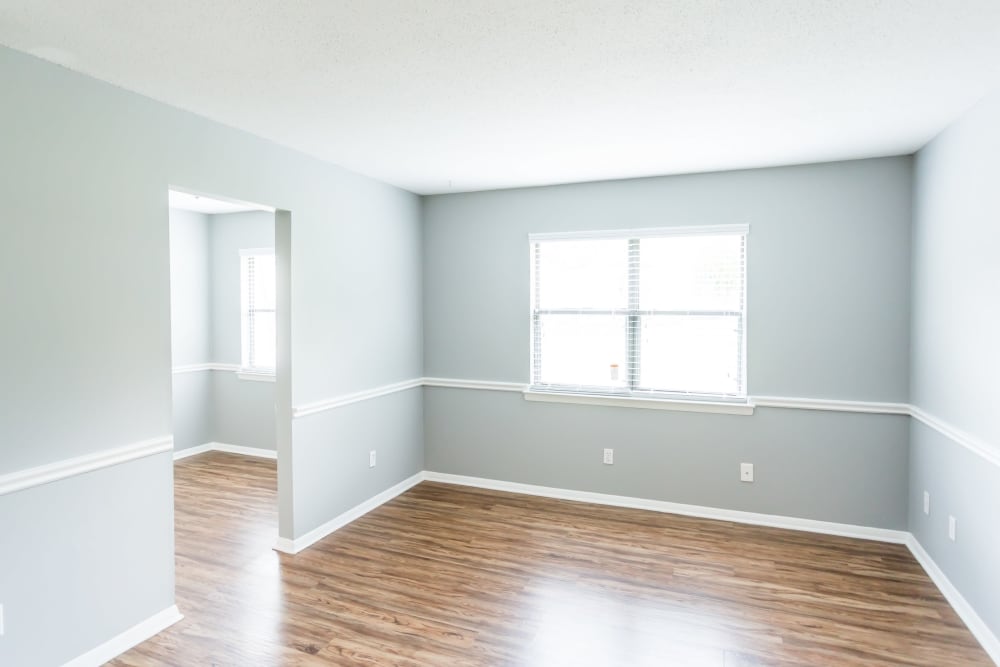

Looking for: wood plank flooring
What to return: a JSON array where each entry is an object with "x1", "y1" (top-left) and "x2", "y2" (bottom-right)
[{"x1": 112, "y1": 452, "x2": 990, "y2": 665}]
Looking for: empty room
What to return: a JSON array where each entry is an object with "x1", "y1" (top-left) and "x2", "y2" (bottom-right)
[{"x1": 1, "y1": 2, "x2": 998, "y2": 666}]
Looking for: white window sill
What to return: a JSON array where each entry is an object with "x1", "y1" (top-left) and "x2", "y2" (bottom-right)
[
  {"x1": 237, "y1": 370, "x2": 276, "y2": 382},
  {"x1": 522, "y1": 389, "x2": 755, "y2": 415}
]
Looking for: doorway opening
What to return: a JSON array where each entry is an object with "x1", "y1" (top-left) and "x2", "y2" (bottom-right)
[{"x1": 166, "y1": 187, "x2": 291, "y2": 544}]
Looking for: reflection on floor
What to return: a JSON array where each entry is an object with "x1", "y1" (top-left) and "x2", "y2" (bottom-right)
[{"x1": 111, "y1": 451, "x2": 990, "y2": 665}]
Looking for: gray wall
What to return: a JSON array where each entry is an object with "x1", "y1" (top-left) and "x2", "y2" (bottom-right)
[
  {"x1": 289, "y1": 185, "x2": 426, "y2": 536},
  {"x1": 169, "y1": 208, "x2": 212, "y2": 450},
  {"x1": 0, "y1": 44, "x2": 423, "y2": 666},
  {"x1": 293, "y1": 388, "x2": 424, "y2": 536},
  {"x1": 208, "y1": 210, "x2": 276, "y2": 451},
  {"x1": 423, "y1": 157, "x2": 913, "y2": 529},
  {"x1": 427, "y1": 390, "x2": 909, "y2": 528},
  {"x1": 209, "y1": 211, "x2": 274, "y2": 364},
  {"x1": 168, "y1": 209, "x2": 277, "y2": 452},
  {"x1": 172, "y1": 372, "x2": 212, "y2": 452},
  {"x1": 168, "y1": 209, "x2": 211, "y2": 366},
  {"x1": 910, "y1": 89, "x2": 1000, "y2": 638},
  {"x1": 212, "y1": 371, "x2": 275, "y2": 451},
  {"x1": 0, "y1": 453, "x2": 175, "y2": 667}
]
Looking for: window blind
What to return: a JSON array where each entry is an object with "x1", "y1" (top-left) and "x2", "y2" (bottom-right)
[
  {"x1": 530, "y1": 226, "x2": 747, "y2": 400},
  {"x1": 240, "y1": 249, "x2": 276, "y2": 371}
]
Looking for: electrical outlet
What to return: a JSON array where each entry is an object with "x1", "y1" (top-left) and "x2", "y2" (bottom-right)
[
  {"x1": 369, "y1": 450, "x2": 376, "y2": 468},
  {"x1": 948, "y1": 515, "x2": 957, "y2": 541},
  {"x1": 923, "y1": 491, "x2": 930, "y2": 515},
  {"x1": 603, "y1": 448, "x2": 614, "y2": 465},
  {"x1": 1, "y1": 603, "x2": 5, "y2": 637},
  {"x1": 740, "y1": 462, "x2": 754, "y2": 482}
]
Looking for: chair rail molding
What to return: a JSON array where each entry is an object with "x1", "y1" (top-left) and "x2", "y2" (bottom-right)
[{"x1": 0, "y1": 435, "x2": 173, "y2": 496}]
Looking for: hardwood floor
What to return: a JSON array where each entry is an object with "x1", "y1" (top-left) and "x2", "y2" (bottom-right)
[{"x1": 112, "y1": 452, "x2": 990, "y2": 666}]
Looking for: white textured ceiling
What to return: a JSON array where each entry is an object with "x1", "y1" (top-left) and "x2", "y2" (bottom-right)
[{"x1": 3, "y1": 2, "x2": 1000, "y2": 194}]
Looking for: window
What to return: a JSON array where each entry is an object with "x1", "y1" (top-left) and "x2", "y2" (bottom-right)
[
  {"x1": 529, "y1": 225, "x2": 747, "y2": 403},
  {"x1": 240, "y1": 249, "x2": 276, "y2": 374}
]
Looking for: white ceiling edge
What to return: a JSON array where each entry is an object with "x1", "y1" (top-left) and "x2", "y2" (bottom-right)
[
  {"x1": 4, "y1": 1, "x2": 1000, "y2": 195},
  {"x1": 419, "y1": 147, "x2": 922, "y2": 196},
  {"x1": 168, "y1": 189, "x2": 275, "y2": 215}
]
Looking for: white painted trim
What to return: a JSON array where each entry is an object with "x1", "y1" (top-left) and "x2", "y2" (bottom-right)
[
  {"x1": 172, "y1": 444, "x2": 213, "y2": 460},
  {"x1": 422, "y1": 471, "x2": 908, "y2": 544},
  {"x1": 528, "y1": 223, "x2": 749, "y2": 242},
  {"x1": 171, "y1": 362, "x2": 214, "y2": 374},
  {"x1": 423, "y1": 379, "x2": 909, "y2": 416},
  {"x1": 423, "y1": 377, "x2": 525, "y2": 392},
  {"x1": 288, "y1": 376, "x2": 920, "y2": 419},
  {"x1": 172, "y1": 362, "x2": 241, "y2": 374},
  {"x1": 0, "y1": 436, "x2": 173, "y2": 496},
  {"x1": 168, "y1": 185, "x2": 275, "y2": 213},
  {"x1": 63, "y1": 604, "x2": 182, "y2": 667},
  {"x1": 237, "y1": 369, "x2": 276, "y2": 382},
  {"x1": 524, "y1": 389, "x2": 755, "y2": 414},
  {"x1": 173, "y1": 442, "x2": 276, "y2": 460},
  {"x1": 905, "y1": 535, "x2": 1000, "y2": 664},
  {"x1": 753, "y1": 395, "x2": 910, "y2": 415},
  {"x1": 273, "y1": 536, "x2": 297, "y2": 553},
  {"x1": 292, "y1": 378, "x2": 423, "y2": 418},
  {"x1": 273, "y1": 472, "x2": 424, "y2": 554},
  {"x1": 210, "y1": 442, "x2": 277, "y2": 459},
  {"x1": 910, "y1": 405, "x2": 1000, "y2": 469}
]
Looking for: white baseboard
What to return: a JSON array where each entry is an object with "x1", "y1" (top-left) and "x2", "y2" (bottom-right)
[
  {"x1": 422, "y1": 471, "x2": 909, "y2": 544},
  {"x1": 63, "y1": 604, "x2": 182, "y2": 667},
  {"x1": 273, "y1": 472, "x2": 424, "y2": 554},
  {"x1": 905, "y1": 536, "x2": 1000, "y2": 664},
  {"x1": 209, "y1": 442, "x2": 277, "y2": 459},
  {"x1": 172, "y1": 444, "x2": 213, "y2": 460},
  {"x1": 173, "y1": 442, "x2": 277, "y2": 461},
  {"x1": 423, "y1": 472, "x2": 997, "y2": 663}
]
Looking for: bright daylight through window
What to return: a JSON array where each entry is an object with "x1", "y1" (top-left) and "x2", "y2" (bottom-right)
[
  {"x1": 529, "y1": 226, "x2": 747, "y2": 402},
  {"x1": 240, "y1": 249, "x2": 276, "y2": 373}
]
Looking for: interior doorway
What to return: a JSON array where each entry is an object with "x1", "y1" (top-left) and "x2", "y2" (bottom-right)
[{"x1": 166, "y1": 187, "x2": 291, "y2": 543}]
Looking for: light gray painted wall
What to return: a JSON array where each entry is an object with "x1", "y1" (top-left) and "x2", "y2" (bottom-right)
[
  {"x1": 911, "y1": 92, "x2": 1000, "y2": 449},
  {"x1": 209, "y1": 211, "x2": 274, "y2": 364},
  {"x1": 422, "y1": 157, "x2": 913, "y2": 528},
  {"x1": 274, "y1": 211, "x2": 295, "y2": 538},
  {"x1": 909, "y1": 423, "x2": 1000, "y2": 636},
  {"x1": 168, "y1": 209, "x2": 276, "y2": 451},
  {"x1": 292, "y1": 387, "x2": 424, "y2": 536},
  {"x1": 426, "y1": 389, "x2": 909, "y2": 528},
  {"x1": 168, "y1": 208, "x2": 212, "y2": 450},
  {"x1": 168, "y1": 208, "x2": 211, "y2": 366},
  {"x1": 910, "y1": 89, "x2": 1000, "y2": 638},
  {"x1": 0, "y1": 453, "x2": 175, "y2": 667},
  {"x1": 208, "y1": 211, "x2": 276, "y2": 450},
  {"x1": 212, "y1": 371, "x2": 275, "y2": 451},
  {"x1": 172, "y1": 372, "x2": 212, "y2": 451},
  {"x1": 0, "y1": 45, "x2": 422, "y2": 666}
]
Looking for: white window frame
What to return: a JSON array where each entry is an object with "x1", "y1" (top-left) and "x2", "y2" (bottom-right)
[
  {"x1": 239, "y1": 248, "x2": 276, "y2": 380},
  {"x1": 526, "y1": 225, "x2": 752, "y2": 414}
]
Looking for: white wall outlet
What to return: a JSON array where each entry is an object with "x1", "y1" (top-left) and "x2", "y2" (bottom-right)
[
  {"x1": 948, "y1": 515, "x2": 957, "y2": 541},
  {"x1": 1, "y1": 602, "x2": 5, "y2": 637},
  {"x1": 740, "y1": 462, "x2": 754, "y2": 482},
  {"x1": 923, "y1": 491, "x2": 930, "y2": 515},
  {"x1": 369, "y1": 450, "x2": 376, "y2": 468},
  {"x1": 603, "y1": 448, "x2": 614, "y2": 465}
]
